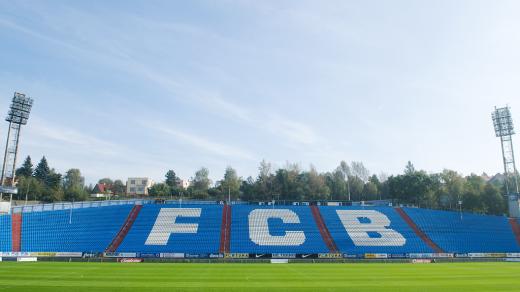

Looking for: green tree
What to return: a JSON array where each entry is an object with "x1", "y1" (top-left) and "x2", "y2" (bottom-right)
[
  {"x1": 98, "y1": 178, "x2": 114, "y2": 185},
  {"x1": 302, "y1": 165, "x2": 330, "y2": 200},
  {"x1": 63, "y1": 169, "x2": 84, "y2": 189},
  {"x1": 388, "y1": 170, "x2": 434, "y2": 207},
  {"x1": 253, "y1": 160, "x2": 274, "y2": 201},
  {"x1": 16, "y1": 176, "x2": 44, "y2": 201},
  {"x1": 165, "y1": 170, "x2": 180, "y2": 188},
  {"x1": 404, "y1": 161, "x2": 416, "y2": 175},
  {"x1": 63, "y1": 169, "x2": 87, "y2": 201},
  {"x1": 16, "y1": 156, "x2": 33, "y2": 178},
  {"x1": 33, "y1": 156, "x2": 50, "y2": 182},
  {"x1": 326, "y1": 168, "x2": 347, "y2": 201},
  {"x1": 45, "y1": 170, "x2": 62, "y2": 189},
  {"x1": 219, "y1": 166, "x2": 241, "y2": 200},
  {"x1": 190, "y1": 167, "x2": 211, "y2": 198},
  {"x1": 112, "y1": 179, "x2": 126, "y2": 195},
  {"x1": 482, "y1": 183, "x2": 506, "y2": 215},
  {"x1": 148, "y1": 183, "x2": 172, "y2": 196},
  {"x1": 240, "y1": 176, "x2": 256, "y2": 201},
  {"x1": 347, "y1": 175, "x2": 365, "y2": 201},
  {"x1": 439, "y1": 169, "x2": 465, "y2": 209},
  {"x1": 351, "y1": 161, "x2": 370, "y2": 182}
]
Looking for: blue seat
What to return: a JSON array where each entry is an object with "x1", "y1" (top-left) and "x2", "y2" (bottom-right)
[
  {"x1": 0, "y1": 215, "x2": 11, "y2": 252},
  {"x1": 404, "y1": 207, "x2": 520, "y2": 253},
  {"x1": 117, "y1": 204, "x2": 222, "y2": 254},
  {"x1": 22, "y1": 205, "x2": 133, "y2": 252}
]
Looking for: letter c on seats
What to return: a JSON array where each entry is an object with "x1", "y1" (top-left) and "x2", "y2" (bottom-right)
[{"x1": 248, "y1": 209, "x2": 306, "y2": 246}]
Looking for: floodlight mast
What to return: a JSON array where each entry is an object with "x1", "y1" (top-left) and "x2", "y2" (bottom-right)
[
  {"x1": 492, "y1": 106, "x2": 519, "y2": 217},
  {"x1": 0, "y1": 92, "x2": 33, "y2": 197}
]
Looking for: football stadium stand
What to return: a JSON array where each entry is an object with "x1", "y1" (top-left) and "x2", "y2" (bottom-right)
[
  {"x1": 1, "y1": 201, "x2": 520, "y2": 258},
  {"x1": 21, "y1": 205, "x2": 133, "y2": 252},
  {"x1": 319, "y1": 206, "x2": 434, "y2": 254},
  {"x1": 403, "y1": 207, "x2": 519, "y2": 253},
  {"x1": 230, "y1": 205, "x2": 329, "y2": 254},
  {"x1": 117, "y1": 204, "x2": 223, "y2": 254}
]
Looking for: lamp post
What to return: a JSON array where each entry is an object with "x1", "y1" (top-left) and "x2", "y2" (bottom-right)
[
  {"x1": 492, "y1": 106, "x2": 519, "y2": 217},
  {"x1": 0, "y1": 92, "x2": 33, "y2": 204}
]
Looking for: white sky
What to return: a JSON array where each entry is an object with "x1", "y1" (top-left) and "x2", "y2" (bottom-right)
[{"x1": 0, "y1": 0, "x2": 519, "y2": 184}]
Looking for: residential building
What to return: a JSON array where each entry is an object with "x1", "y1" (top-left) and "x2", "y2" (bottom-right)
[
  {"x1": 177, "y1": 179, "x2": 191, "y2": 189},
  {"x1": 126, "y1": 177, "x2": 154, "y2": 196}
]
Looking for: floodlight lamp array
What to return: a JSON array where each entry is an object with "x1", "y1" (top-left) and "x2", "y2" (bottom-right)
[
  {"x1": 5, "y1": 92, "x2": 33, "y2": 125},
  {"x1": 492, "y1": 107, "x2": 515, "y2": 137}
]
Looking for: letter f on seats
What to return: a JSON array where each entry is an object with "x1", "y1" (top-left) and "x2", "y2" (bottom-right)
[{"x1": 145, "y1": 208, "x2": 201, "y2": 245}]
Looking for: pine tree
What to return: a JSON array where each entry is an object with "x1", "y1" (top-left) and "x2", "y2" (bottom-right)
[
  {"x1": 165, "y1": 170, "x2": 179, "y2": 187},
  {"x1": 15, "y1": 156, "x2": 33, "y2": 177},
  {"x1": 33, "y1": 156, "x2": 50, "y2": 182}
]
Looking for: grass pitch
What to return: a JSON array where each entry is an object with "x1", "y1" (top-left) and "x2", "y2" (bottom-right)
[{"x1": 0, "y1": 262, "x2": 519, "y2": 291}]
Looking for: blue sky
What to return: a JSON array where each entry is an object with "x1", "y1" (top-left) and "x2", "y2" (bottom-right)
[{"x1": 0, "y1": 0, "x2": 519, "y2": 184}]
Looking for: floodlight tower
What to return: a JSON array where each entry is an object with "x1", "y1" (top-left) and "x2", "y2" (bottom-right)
[
  {"x1": 491, "y1": 106, "x2": 519, "y2": 217},
  {"x1": 0, "y1": 92, "x2": 33, "y2": 195}
]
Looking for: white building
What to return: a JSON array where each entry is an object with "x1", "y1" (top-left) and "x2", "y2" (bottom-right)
[
  {"x1": 126, "y1": 177, "x2": 154, "y2": 196},
  {"x1": 177, "y1": 179, "x2": 191, "y2": 189}
]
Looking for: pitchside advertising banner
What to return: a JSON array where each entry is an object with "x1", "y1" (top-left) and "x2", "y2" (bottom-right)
[
  {"x1": 225, "y1": 253, "x2": 249, "y2": 259},
  {"x1": 408, "y1": 253, "x2": 453, "y2": 259},
  {"x1": 364, "y1": 253, "x2": 388, "y2": 259},
  {"x1": 0, "y1": 252, "x2": 83, "y2": 257},
  {"x1": 271, "y1": 253, "x2": 296, "y2": 259},
  {"x1": 468, "y1": 253, "x2": 507, "y2": 258},
  {"x1": 318, "y1": 253, "x2": 342, "y2": 259},
  {"x1": 160, "y1": 253, "x2": 185, "y2": 258}
]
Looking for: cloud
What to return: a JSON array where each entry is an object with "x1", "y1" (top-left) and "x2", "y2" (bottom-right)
[{"x1": 142, "y1": 121, "x2": 256, "y2": 161}]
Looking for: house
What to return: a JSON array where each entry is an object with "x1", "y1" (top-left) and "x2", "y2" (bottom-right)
[{"x1": 126, "y1": 177, "x2": 154, "y2": 196}]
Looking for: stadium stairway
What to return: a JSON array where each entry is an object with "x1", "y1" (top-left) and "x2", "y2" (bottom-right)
[
  {"x1": 310, "y1": 205, "x2": 338, "y2": 253},
  {"x1": 219, "y1": 204, "x2": 231, "y2": 253},
  {"x1": 395, "y1": 207, "x2": 444, "y2": 253},
  {"x1": 508, "y1": 218, "x2": 520, "y2": 246},
  {"x1": 105, "y1": 205, "x2": 142, "y2": 253},
  {"x1": 11, "y1": 213, "x2": 21, "y2": 252}
]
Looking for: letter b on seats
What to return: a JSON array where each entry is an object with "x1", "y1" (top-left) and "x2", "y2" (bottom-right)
[{"x1": 336, "y1": 210, "x2": 406, "y2": 246}]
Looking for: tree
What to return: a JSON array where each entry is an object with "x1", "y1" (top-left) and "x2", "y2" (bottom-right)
[
  {"x1": 439, "y1": 169, "x2": 465, "y2": 209},
  {"x1": 63, "y1": 169, "x2": 84, "y2": 190},
  {"x1": 351, "y1": 161, "x2": 370, "y2": 182},
  {"x1": 98, "y1": 178, "x2": 114, "y2": 185},
  {"x1": 326, "y1": 168, "x2": 347, "y2": 201},
  {"x1": 33, "y1": 156, "x2": 50, "y2": 182},
  {"x1": 45, "y1": 170, "x2": 62, "y2": 189},
  {"x1": 274, "y1": 163, "x2": 303, "y2": 201},
  {"x1": 148, "y1": 183, "x2": 171, "y2": 196},
  {"x1": 63, "y1": 169, "x2": 87, "y2": 201},
  {"x1": 16, "y1": 156, "x2": 33, "y2": 178},
  {"x1": 302, "y1": 165, "x2": 330, "y2": 200},
  {"x1": 190, "y1": 167, "x2": 211, "y2": 198},
  {"x1": 253, "y1": 160, "x2": 275, "y2": 201},
  {"x1": 404, "y1": 161, "x2": 416, "y2": 175},
  {"x1": 482, "y1": 183, "x2": 506, "y2": 215},
  {"x1": 388, "y1": 171, "x2": 435, "y2": 207},
  {"x1": 348, "y1": 175, "x2": 365, "y2": 201},
  {"x1": 16, "y1": 176, "x2": 44, "y2": 201},
  {"x1": 240, "y1": 176, "x2": 256, "y2": 201},
  {"x1": 112, "y1": 180, "x2": 126, "y2": 195},
  {"x1": 165, "y1": 170, "x2": 180, "y2": 188},
  {"x1": 219, "y1": 166, "x2": 241, "y2": 200}
]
